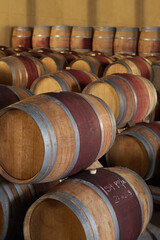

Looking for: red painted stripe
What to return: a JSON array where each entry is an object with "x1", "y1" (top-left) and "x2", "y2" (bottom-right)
[
  {"x1": 73, "y1": 168, "x2": 142, "y2": 240},
  {"x1": 16, "y1": 56, "x2": 39, "y2": 89},
  {"x1": 114, "y1": 73, "x2": 150, "y2": 123},
  {"x1": 65, "y1": 69, "x2": 93, "y2": 90},
  {"x1": 45, "y1": 92, "x2": 101, "y2": 175},
  {"x1": 0, "y1": 85, "x2": 19, "y2": 110}
]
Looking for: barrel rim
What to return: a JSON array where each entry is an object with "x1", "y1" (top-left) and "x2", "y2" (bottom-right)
[
  {"x1": 13, "y1": 26, "x2": 33, "y2": 31},
  {"x1": 94, "y1": 26, "x2": 116, "y2": 31},
  {"x1": 116, "y1": 27, "x2": 139, "y2": 32}
]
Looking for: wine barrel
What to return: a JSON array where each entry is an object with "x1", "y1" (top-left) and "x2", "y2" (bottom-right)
[
  {"x1": 83, "y1": 78, "x2": 127, "y2": 127},
  {"x1": 113, "y1": 73, "x2": 154, "y2": 123},
  {"x1": 0, "y1": 84, "x2": 34, "y2": 110},
  {"x1": 11, "y1": 27, "x2": 32, "y2": 49},
  {"x1": 84, "y1": 73, "x2": 155, "y2": 126},
  {"x1": 91, "y1": 55, "x2": 113, "y2": 73},
  {"x1": 32, "y1": 26, "x2": 51, "y2": 49},
  {"x1": 92, "y1": 26, "x2": 116, "y2": 55},
  {"x1": 0, "y1": 177, "x2": 58, "y2": 240},
  {"x1": 145, "y1": 55, "x2": 160, "y2": 63},
  {"x1": 57, "y1": 51, "x2": 79, "y2": 64},
  {"x1": 86, "y1": 51, "x2": 116, "y2": 62},
  {"x1": 70, "y1": 26, "x2": 93, "y2": 53},
  {"x1": 41, "y1": 53, "x2": 68, "y2": 73},
  {"x1": 30, "y1": 72, "x2": 79, "y2": 94},
  {"x1": 50, "y1": 25, "x2": 72, "y2": 51},
  {"x1": 138, "y1": 27, "x2": 160, "y2": 57},
  {"x1": 101, "y1": 74, "x2": 137, "y2": 128},
  {"x1": 114, "y1": 27, "x2": 139, "y2": 55},
  {"x1": 124, "y1": 56, "x2": 153, "y2": 81},
  {"x1": 14, "y1": 55, "x2": 44, "y2": 88},
  {"x1": 104, "y1": 56, "x2": 153, "y2": 81},
  {"x1": 24, "y1": 167, "x2": 153, "y2": 240},
  {"x1": 64, "y1": 69, "x2": 98, "y2": 90},
  {"x1": 106, "y1": 122, "x2": 160, "y2": 180},
  {"x1": 0, "y1": 55, "x2": 46, "y2": 88},
  {"x1": 31, "y1": 69, "x2": 98, "y2": 94},
  {"x1": 0, "y1": 92, "x2": 116, "y2": 183},
  {"x1": 70, "y1": 56, "x2": 103, "y2": 77},
  {"x1": 137, "y1": 76, "x2": 157, "y2": 116}
]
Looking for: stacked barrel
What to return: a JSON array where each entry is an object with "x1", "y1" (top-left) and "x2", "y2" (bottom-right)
[
  {"x1": 0, "y1": 24, "x2": 160, "y2": 240},
  {"x1": 10, "y1": 25, "x2": 160, "y2": 57}
]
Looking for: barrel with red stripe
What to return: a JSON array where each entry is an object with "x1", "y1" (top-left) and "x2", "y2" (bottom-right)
[
  {"x1": 0, "y1": 84, "x2": 34, "y2": 110},
  {"x1": 0, "y1": 92, "x2": 116, "y2": 183},
  {"x1": 23, "y1": 167, "x2": 153, "y2": 240}
]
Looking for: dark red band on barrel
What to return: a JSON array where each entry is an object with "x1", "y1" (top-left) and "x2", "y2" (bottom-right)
[
  {"x1": 115, "y1": 73, "x2": 150, "y2": 123},
  {"x1": 60, "y1": 53, "x2": 77, "y2": 64},
  {"x1": 0, "y1": 86, "x2": 19, "y2": 110},
  {"x1": 94, "y1": 55, "x2": 110, "y2": 72},
  {"x1": 29, "y1": 52, "x2": 44, "y2": 59},
  {"x1": 130, "y1": 57, "x2": 150, "y2": 80},
  {"x1": 137, "y1": 122, "x2": 160, "y2": 136},
  {"x1": 16, "y1": 56, "x2": 39, "y2": 89},
  {"x1": 71, "y1": 38, "x2": 92, "y2": 50},
  {"x1": 65, "y1": 69, "x2": 93, "y2": 90},
  {"x1": 45, "y1": 92, "x2": 101, "y2": 175},
  {"x1": 73, "y1": 168, "x2": 142, "y2": 240},
  {"x1": 12, "y1": 37, "x2": 32, "y2": 49},
  {"x1": 33, "y1": 37, "x2": 50, "y2": 48}
]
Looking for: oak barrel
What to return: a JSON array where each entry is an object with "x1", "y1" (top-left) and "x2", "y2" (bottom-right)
[
  {"x1": 11, "y1": 27, "x2": 33, "y2": 49},
  {"x1": 0, "y1": 84, "x2": 34, "y2": 110},
  {"x1": 101, "y1": 74, "x2": 137, "y2": 128},
  {"x1": 104, "y1": 56, "x2": 153, "y2": 81},
  {"x1": 83, "y1": 78, "x2": 127, "y2": 127},
  {"x1": 70, "y1": 55, "x2": 103, "y2": 77},
  {"x1": 24, "y1": 167, "x2": 153, "y2": 240},
  {"x1": 83, "y1": 73, "x2": 156, "y2": 126},
  {"x1": 32, "y1": 26, "x2": 51, "y2": 49},
  {"x1": 138, "y1": 27, "x2": 160, "y2": 57},
  {"x1": 64, "y1": 69, "x2": 98, "y2": 90},
  {"x1": 0, "y1": 92, "x2": 116, "y2": 183},
  {"x1": 113, "y1": 73, "x2": 154, "y2": 123},
  {"x1": 92, "y1": 26, "x2": 116, "y2": 55},
  {"x1": 41, "y1": 53, "x2": 68, "y2": 73},
  {"x1": 70, "y1": 26, "x2": 93, "y2": 53},
  {"x1": 50, "y1": 25, "x2": 72, "y2": 51},
  {"x1": 114, "y1": 27, "x2": 139, "y2": 55},
  {"x1": 30, "y1": 72, "x2": 80, "y2": 94},
  {"x1": 0, "y1": 55, "x2": 46, "y2": 88},
  {"x1": 106, "y1": 122, "x2": 160, "y2": 180}
]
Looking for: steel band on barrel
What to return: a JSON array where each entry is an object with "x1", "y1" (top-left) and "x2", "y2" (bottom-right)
[
  {"x1": 120, "y1": 131, "x2": 156, "y2": 180},
  {"x1": 44, "y1": 94, "x2": 80, "y2": 179},
  {"x1": 49, "y1": 74, "x2": 70, "y2": 91},
  {"x1": 12, "y1": 102, "x2": 55, "y2": 183},
  {"x1": 68, "y1": 178, "x2": 120, "y2": 240},
  {"x1": 103, "y1": 79, "x2": 127, "y2": 126},
  {"x1": 0, "y1": 186, "x2": 12, "y2": 240},
  {"x1": 114, "y1": 74, "x2": 138, "y2": 121}
]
